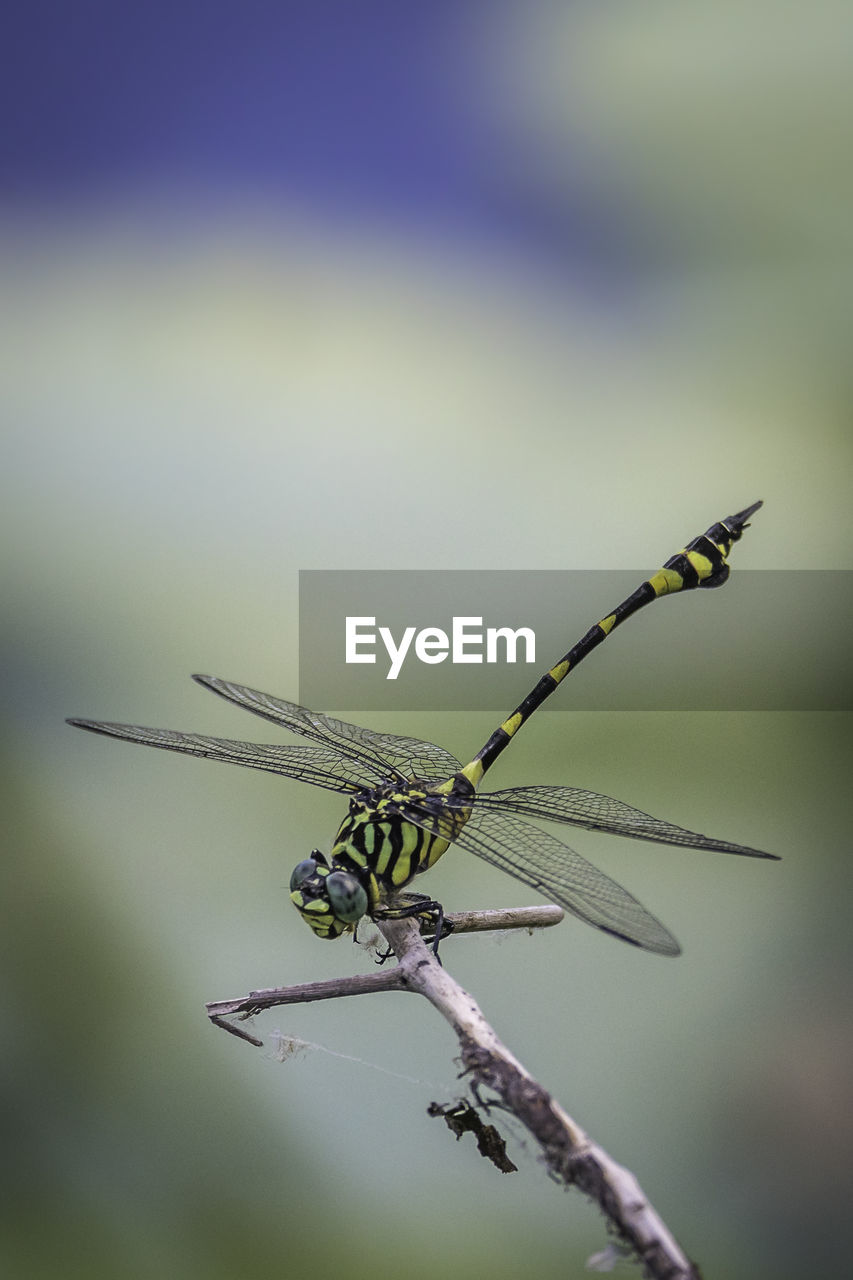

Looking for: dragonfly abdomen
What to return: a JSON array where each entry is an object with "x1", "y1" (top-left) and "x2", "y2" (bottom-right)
[{"x1": 464, "y1": 500, "x2": 763, "y2": 783}]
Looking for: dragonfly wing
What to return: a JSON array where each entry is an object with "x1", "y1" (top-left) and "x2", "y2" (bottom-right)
[
  {"x1": 309, "y1": 715, "x2": 463, "y2": 782},
  {"x1": 477, "y1": 785, "x2": 777, "y2": 860},
  {"x1": 193, "y1": 676, "x2": 462, "y2": 780},
  {"x1": 336, "y1": 733, "x2": 461, "y2": 783},
  {"x1": 66, "y1": 720, "x2": 368, "y2": 792},
  {"x1": 398, "y1": 794, "x2": 680, "y2": 956}
]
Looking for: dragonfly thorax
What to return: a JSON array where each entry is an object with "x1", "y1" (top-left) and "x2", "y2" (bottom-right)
[
  {"x1": 289, "y1": 774, "x2": 475, "y2": 940},
  {"x1": 335, "y1": 776, "x2": 473, "y2": 882}
]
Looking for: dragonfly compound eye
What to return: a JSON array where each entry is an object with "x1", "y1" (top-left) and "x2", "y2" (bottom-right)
[
  {"x1": 289, "y1": 858, "x2": 320, "y2": 891},
  {"x1": 325, "y1": 871, "x2": 368, "y2": 923}
]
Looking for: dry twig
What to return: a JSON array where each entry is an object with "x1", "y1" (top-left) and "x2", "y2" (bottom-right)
[{"x1": 205, "y1": 905, "x2": 701, "y2": 1280}]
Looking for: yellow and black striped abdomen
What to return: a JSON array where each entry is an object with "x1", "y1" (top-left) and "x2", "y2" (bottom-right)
[
  {"x1": 462, "y1": 500, "x2": 762, "y2": 784},
  {"x1": 650, "y1": 513, "x2": 752, "y2": 595}
]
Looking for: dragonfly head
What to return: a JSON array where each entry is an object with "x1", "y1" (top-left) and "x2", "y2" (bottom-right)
[{"x1": 289, "y1": 851, "x2": 369, "y2": 939}]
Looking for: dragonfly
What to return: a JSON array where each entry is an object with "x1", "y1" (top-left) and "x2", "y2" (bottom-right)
[{"x1": 67, "y1": 500, "x2": 777, "y2": 958}]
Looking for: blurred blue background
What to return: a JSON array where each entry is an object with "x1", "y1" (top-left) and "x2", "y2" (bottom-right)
[{"x1": 2, "y1": 3, "x2": 851, "y2": 1278}]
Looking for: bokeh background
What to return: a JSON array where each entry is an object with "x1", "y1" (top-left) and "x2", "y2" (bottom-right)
[{"x1": 2, "y1": 3, "x2": 851, "y2": 1278}]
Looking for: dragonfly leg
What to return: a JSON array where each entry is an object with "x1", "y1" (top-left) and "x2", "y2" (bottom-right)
[{"x1": 375, "y1": 894, "x2": 455, "y2": 960}]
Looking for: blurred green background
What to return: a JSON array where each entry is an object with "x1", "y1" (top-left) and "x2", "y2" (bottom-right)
[{"x1": 2, "y1": 4, "x2": 851, "y2": 1279}]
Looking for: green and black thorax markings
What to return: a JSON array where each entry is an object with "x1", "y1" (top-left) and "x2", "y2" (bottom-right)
[
  {"x1": 329, "y1": 774, "x2": 475, "y2": 908},
  {"x1": 67, "y1": 500, "x2": 777, "y2": 958}
]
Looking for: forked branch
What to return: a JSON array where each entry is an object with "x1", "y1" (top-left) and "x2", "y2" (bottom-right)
[{"x1": 205, "y1": 905, "x2": 700, "y2": 1280}]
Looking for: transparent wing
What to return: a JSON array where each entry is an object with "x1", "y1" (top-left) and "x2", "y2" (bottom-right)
[
  {"x1": 193, "y1": 675, "x2": 462, "y2": 781},
  {"x1": 396, "y1": 793, "x2": 681, "y2": 956},
  {"x1": 476, "y1": 785, "x2": 777, "y2": 860},
  {"x1": 66, "y1": 720, "x2": 373, "y2": 793}
]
